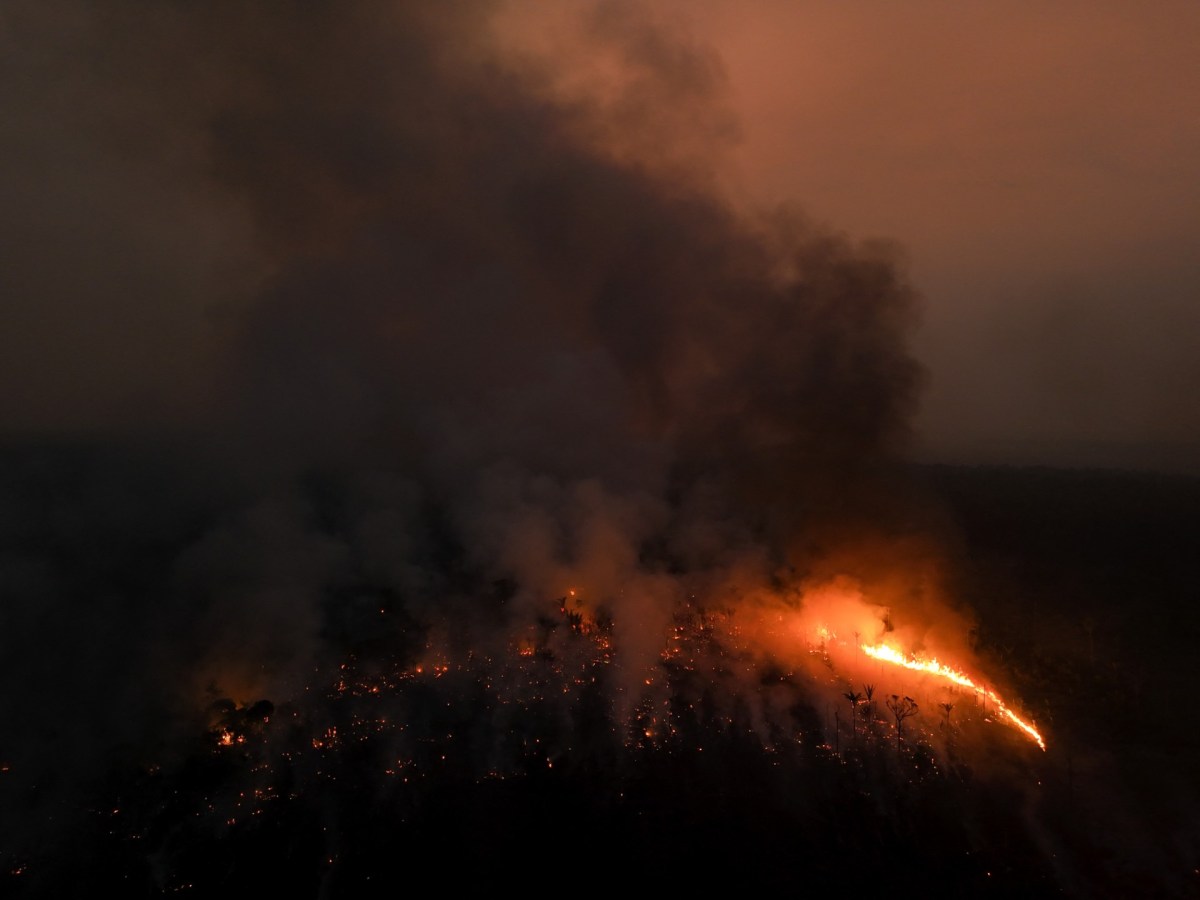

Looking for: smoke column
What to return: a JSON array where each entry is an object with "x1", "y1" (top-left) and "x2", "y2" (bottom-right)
[{"x1": 0, "y1": 0, "x2": 935, "y2": 874}]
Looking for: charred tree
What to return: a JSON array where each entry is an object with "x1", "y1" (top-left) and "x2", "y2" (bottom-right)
[{"x1": 886, "y1": 694, "x2": 919, "y2": 751}]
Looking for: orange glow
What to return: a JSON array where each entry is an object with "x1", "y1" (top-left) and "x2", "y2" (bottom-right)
[{"x1": 861, "y1": 643, "x2": 1045, "y2": 751}]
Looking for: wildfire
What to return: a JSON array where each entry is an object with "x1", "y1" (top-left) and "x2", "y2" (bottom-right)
[{"x1": 861, "y1": 643, "x2": 1046, "y2": 751}]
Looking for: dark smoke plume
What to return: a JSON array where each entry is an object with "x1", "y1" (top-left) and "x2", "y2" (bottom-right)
[
  {"x1": 0, "y1": 0, "x2": 928, "y2": 886},
  {"x1": 205, "y1": 0, "x2": 924, "y2": 680}
]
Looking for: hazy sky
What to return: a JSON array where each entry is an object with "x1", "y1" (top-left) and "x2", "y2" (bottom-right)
[
  {"x1": 502, "y1": 1, "x2": 1200, "y2": 471},
  {"x1": 3, "y1": 1, "x2": 1199, "y2": 472}
]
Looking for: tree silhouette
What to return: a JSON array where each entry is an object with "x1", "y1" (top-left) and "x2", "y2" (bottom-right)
[
  {"x1": 886, "y1": 694, "x2": 919, "y2": 750},
  {"x1": 939, "y1": 701, "x2": 954, "y2": 726},
  {"x1": 843, "y1": 689, "x2": 863, "y2": 741},
  {"x1": 863, "y1": 683, "x2": 876, "y2": 726}
]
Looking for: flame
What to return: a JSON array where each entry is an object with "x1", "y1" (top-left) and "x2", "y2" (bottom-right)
[{"x1": 861, "y1": 643, "x2": 1046, "y2": 751}]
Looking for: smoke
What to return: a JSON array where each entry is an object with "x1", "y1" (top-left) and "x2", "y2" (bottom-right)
[
  {"x1": 91, "y1": 1, "x2": 922, "y2": 665},
  {"x1": 0, "y1": 0, "x2": 948, "y2": 877}
]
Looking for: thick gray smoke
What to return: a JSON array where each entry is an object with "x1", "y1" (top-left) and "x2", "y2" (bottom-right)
[{"x1": 0, "y1": 0, "x2": 926, "y2": 865}]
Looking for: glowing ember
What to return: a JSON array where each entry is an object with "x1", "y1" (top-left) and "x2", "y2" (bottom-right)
[{"x1": 861, "y1": 643, "x2": 1046, "y2": 751}]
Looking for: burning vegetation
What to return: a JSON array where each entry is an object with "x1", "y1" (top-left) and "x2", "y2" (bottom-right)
[
  {"x1": 4, "y1": 451, "x2": 1195, "y2": 897},
  {"x1": 860, "y1": 642, "x2": 1045, "y2": 750},
  {"x1": 138, "y1": 578, "x2": 1053, "y2": 894}
]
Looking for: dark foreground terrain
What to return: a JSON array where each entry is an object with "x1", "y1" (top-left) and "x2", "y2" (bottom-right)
[{"x1": 2, "y1": 449, "x2": 1197, "y2": 897}]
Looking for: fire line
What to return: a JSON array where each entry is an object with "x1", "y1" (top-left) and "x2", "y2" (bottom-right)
[{"x1": 861, "y1": 643, "x2": 1046, "y2": 751}]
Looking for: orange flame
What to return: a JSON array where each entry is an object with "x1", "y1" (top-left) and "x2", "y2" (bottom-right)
[{"x1": 861, "y1": 643, "x2": 1046, "y2": 751}]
